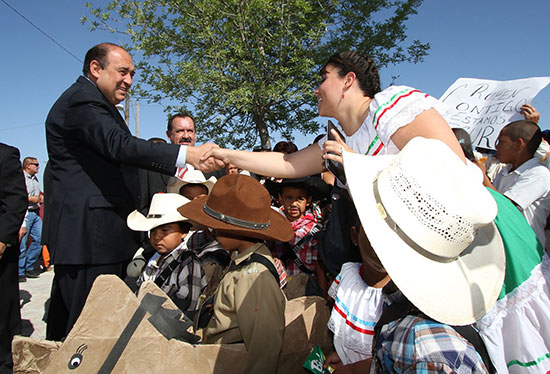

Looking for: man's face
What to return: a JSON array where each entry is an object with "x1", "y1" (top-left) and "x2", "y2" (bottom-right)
[
  {"x1": 495, "y1": 130, "x2": 518, "y2": 164},
  {"x1": 26, "y1": 159, "x2": 39, "y2": 176},
  {"x1": 167, "y1": 116, "x2": 196, "y2": 145},
  {"x1": 93, "y1": 47, "x2": 135, "y2": 106},
  {"x1": 279, "y1": 186, "x2": 311, "y2": 222}
]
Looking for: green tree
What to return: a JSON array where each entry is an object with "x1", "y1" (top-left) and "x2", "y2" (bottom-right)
[{"x1": 83, "y1": 0, "x2": 429, "y2": 148}]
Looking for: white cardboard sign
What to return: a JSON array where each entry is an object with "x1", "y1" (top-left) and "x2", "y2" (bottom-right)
[{"x1": 440, "y1": 77, "x2": 550, "y2": 149}]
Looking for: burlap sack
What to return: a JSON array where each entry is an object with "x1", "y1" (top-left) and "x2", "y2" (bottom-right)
[
  {"x1": 12, "y1": 337, "x2": 61, "y2": 374},
  {"x1": 15, "y1": 275, "x2": 332, "y2": 373}
]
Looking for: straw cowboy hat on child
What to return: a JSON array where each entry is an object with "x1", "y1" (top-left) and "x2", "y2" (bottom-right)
[
  {"x1": 166, "y1": 170, "x2": 217, "y2": 195},
  {"x1": 178, "y1": 174, "x2": 293, "y2": 242},
  {"x1": 127, "y1": 193, "x2": 191, "y2": 232},
  {"x1": 343, "y1": 137, "x2": 505, "y2": 326}
]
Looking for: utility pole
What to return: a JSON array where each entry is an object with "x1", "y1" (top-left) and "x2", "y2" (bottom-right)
[
  {"x1": 124, "y1": 95, "x2": 130, "y2": 126},
  {"x1": 135, "y1": 101, "x2": 140, "y2": 137}
]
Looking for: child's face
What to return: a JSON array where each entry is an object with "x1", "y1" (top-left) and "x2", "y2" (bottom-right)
[
  {"x1": 150, "y1": 223, "x2": 187, "y2": 255},
  {"x1": 180, "y1": 184, "x2": 208, "y2": 201},
  {"x1": 279, "y1": 186, "x2": 311, "y2": 222},
  {"x1": 213, "y1": 230, "x2": 256, "y2": 253}
]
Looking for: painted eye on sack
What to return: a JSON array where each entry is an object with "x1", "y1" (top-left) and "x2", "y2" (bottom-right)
[
  {"x1": 68, "y1": 354, "x2": 82, "y2": 369},
  {"x1": 68, "y1": 344, "x2": 87, "y2": 370}
]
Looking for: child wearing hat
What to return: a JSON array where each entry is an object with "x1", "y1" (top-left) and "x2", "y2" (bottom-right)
[
  {"x1": 127, "y1": 193, "x2": 207, "y2": 318},
  {"x1": 178, "y1": 174, "x2": 293, "y2": 374},
  {"x1": 267, "y1": 177, "x2": 329, "y2": 297},
  {"x1": 324, "y1": 138, "x2": 505, "y2": 373}
]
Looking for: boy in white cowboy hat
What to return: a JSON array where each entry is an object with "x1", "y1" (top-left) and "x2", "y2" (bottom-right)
[
  {"x1": 167, "y1": 169, "x2": 230, "y2": 297},
  {"x1": 324, "y1": 137, "x2": 505, "y2": 373},
  {"x1": 178, "y1": 174, "x2": 293, "y2": 374},
  {"x1": 167, "y1": 169, "x2": 217, "y2": 201},
  {"x1": 127, "y1": 193, "x2": 207, "y2": 318}
]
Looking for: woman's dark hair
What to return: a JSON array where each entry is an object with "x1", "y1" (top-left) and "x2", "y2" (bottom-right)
[
  {"x1": 321, "y1": 51, "x2": 381, "y2": 98},
  {"x1": 452, "y1": 128, "x2": 475, "y2": 162},
  {"x1": 273, "y1": 141, "x2": 298, "y2": 154}
]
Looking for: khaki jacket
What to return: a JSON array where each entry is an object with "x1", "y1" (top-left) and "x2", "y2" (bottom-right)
[{"x1": 204, "y1": 243, "x2": 285, "y2": 374}]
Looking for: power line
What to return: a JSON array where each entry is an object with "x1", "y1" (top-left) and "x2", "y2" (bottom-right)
[{"x1": 1, "y1": 0, "x2": 82, "y2": 63}]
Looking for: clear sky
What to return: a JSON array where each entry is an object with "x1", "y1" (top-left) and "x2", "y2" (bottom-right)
[{"x1": 1, "y1": 0, "x2": 549, "y2": 184}]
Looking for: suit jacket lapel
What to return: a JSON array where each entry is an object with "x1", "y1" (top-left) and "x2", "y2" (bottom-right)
[{"x1": 77, "y1": 76, "x2": 130, "y2": 133}]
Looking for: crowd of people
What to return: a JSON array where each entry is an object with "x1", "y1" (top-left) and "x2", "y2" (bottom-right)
[{"x1": 1, "y1": 42, "x2": 549, "y2": 374}]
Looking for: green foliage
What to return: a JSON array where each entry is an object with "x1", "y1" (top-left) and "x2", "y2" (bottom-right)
[{"x1": 82, "y1": 0, "x2": 429, "y2": 148}]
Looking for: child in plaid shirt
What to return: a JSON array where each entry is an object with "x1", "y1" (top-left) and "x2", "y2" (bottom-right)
[
  {"x1": 270, "y1": 178, "x2": 328, "y2": 297},
  {"x1": 127, "y1": 193, "x2": 207, "y2": 318}
]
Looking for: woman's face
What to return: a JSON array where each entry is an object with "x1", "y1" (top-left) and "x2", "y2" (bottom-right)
[{"x1": 314, "y1": 64, "x2": 345, "y2": 117}]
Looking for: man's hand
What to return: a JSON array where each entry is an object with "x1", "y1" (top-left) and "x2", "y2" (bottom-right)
[
  {"x1": 520, "y1": 104, "x2": 540, "y2": 124},
  {"x1": 186, "y1": 143, "x2": 225, "y2": 172},
  {"x1": 29, "y1": 195, "x2": 41, "y2": 204},
  {"x1": 0, "y1": 242, "x2": 6, "y2": 260},
  {"x1": 19, "y1": 227, "x2": 27, "y2": 241}
]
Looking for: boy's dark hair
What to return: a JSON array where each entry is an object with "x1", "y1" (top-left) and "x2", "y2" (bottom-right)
[
  {"x1": 321, "y1": 51, "x2": 381, "y2": 98},
  {"x1": 503, "y1": 120, "x2": 542, "y2": 157},
  {"x1": 180, "y1": 183, "x2": 209, "y2": 196},
  {"x1": 177, "y1": 221, "x2": 193, "y2": 234},
  {"x1": 273, "y1": 141, "x2": 298, "y2": 154},
  {"x1": 280, "y1": 183, "x2": 311, "y2": 198}
]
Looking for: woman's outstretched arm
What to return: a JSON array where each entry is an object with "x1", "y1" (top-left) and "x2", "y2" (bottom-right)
[{"x1": 205, "y1": 142, "x2": 326, "y2": 179}]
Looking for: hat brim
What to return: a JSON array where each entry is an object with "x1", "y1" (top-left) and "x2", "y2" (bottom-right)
[
  {"x1": 166, "y1": 177, "x2": 216, "y2": 195},
  {"x1": 127, "y1": 210, "x2": 190, "y2": 232},
  {"x1": 177, "y1": 196, "x2": 293, "y2": 242},
  {"x1": 343, "y1": 150, "x2": 505, "y2": 325}
]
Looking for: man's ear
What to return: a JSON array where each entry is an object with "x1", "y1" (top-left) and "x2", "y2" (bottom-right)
[
  {"x1": 307, "y1": 196, "x2": 312, "y2": 206},
  {"x1": 516, "y1": 137, "x2": 527, "y2": 152},
  {"x1": 89, "y1": 60, "x2": 103, "y2": 80}
]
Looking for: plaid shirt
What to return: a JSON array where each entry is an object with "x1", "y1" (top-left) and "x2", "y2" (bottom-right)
[
  {"x1": 373, "y1": 314, "x2": 489, "y2": 373},
  {"x1": 138, "y1": 240, "x2": 207, "y2": 314},
  {"x1": 270, "y1": 211, "x2": 319, "y2": 276}
]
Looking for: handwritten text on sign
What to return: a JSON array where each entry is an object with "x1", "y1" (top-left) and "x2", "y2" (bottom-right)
[{"x1": 440, "y1": 77, "x2": 550, "y2": 149}]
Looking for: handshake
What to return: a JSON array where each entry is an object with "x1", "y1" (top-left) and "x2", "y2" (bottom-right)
[{"x1": 186, "y1": 143, "x2": 229, "y2": 173}]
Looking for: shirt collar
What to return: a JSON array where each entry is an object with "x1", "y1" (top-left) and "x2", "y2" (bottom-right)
[
  {"x1": 507, "y1": 157, "x2": 540, "y2": 175},
  {"x1": 234, "y1": 242, "x2": 264, "y2": 265}
]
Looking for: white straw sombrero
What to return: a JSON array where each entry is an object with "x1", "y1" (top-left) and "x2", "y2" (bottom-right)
[{"x1": 343, "y1": 137, "x2": 505, "y2": 325}]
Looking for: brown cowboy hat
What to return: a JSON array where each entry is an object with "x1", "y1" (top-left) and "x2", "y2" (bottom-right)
[{"x1": 177, "y1": 174, "x2": 293, "y2": 242}]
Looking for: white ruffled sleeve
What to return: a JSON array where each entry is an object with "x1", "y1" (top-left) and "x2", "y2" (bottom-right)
[{"x1": 371, "y1": 85, "x2": 452, "y2": 146}]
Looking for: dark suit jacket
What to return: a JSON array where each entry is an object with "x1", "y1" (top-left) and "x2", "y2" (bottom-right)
[
  {"x1": 0, "y1": 143, "x2": 28, "y2": 251},
  {"x1": 45, "y1": 76, "x2": 180, "y2": 265}
]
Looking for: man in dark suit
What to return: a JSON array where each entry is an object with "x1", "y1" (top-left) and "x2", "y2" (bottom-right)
[
  {"x1": 44, "y1": 42, "x2": 221, "y2": 340},
  {"x1": 0, "y1": 143, "x2": 28, "y2": 374}
]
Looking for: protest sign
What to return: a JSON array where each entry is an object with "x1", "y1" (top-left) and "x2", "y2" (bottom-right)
[{"x1": 440, "y1": 77, "x2": 550, "y2": 149}]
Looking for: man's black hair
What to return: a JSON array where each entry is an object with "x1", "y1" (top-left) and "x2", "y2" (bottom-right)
[
  {"x1": 167, "y1": 113, "x2": 195, "y2": 133},
  {"x1": 503, "y1": 120, "x2": 542, "y2": 157},
  {"x1": 82, "y1": 42, "x2": 120, "y2": 76}
]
